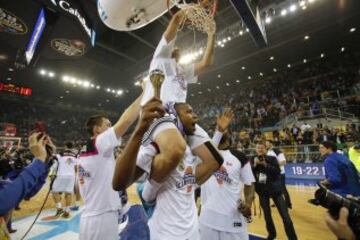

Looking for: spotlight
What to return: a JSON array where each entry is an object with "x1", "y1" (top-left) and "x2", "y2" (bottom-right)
[
  {"x1": 65, "y1": 90, "x2": 70, "y2": 94},
  {"x1": 96, "y1": 86, "x2": 101, "y2": 89},
  {"x1": 106, "y1": 88, "x2": 111, "y2": 92},
  {"x1": 265, "y1": 17, "x2": 272, "y2": 24},
  {"x1": 216, "y1": 86, "x2": 220, "y2": 89},
  {"x1": 7, "y1": 77, "x2": 11, "y2": 81},
  {"x1": 62, "y1": 76, "x2": 69, "y2": 82},
  {"x1": 227, "y1": 37, "x2": 231, "y2": 41},
  {"x1": 236, "y1": 79, "x2": 240, "y2": 83},
  {"x1": 241, "y1": 66, "x2": 246, "y2": 70},
  {"x1": 207, "y1": 88, "x2": 211, "y2": 92},
  {"x1": 48, "y1": 72, "x2": 55, "y2": 78},
  {"x1": 218, "y1": 74, "x2": 221, "y2": 78},
  {"x1": 39, "y1": 69, "x2": 46, "y2": 75},
  {"x1": 226, "y1": 83, "x2": 230, "y2": 86},
  {"x1": 304, "y1": 35, "x2": 309, "y2": 40},
  {"x1": 281, "y1": 9, "x2": 287, "y2": 16},
  {"x1": 269, "y1": 56, "x2": 274, "y2": 61},
  {"x1": 8, "y1": 68, "x2": 14, "y2": 72},
  {"x1": 111, "y1": 89, "x2": 116, "y2": 93},
  {"x1": 117, "y1": 90, "x2": 123, "y2": 95},
  {"x1": 246, "y1": 28, "x2": 249, "y2": 32},
  {"x1": 106, "y1": 99, "x2": 110, "y2": 102},
  {"x1": 248, "y1": 76, "x2": 252, "y2": 80},
  {"x1": 198, "y1": 91, "x2": 202, "y2": 94},
  {"x1": 69, "y1": 78, "x2": 76, "y2": 84},
  {"x1": 308, "y1": 0, "x2": 314, "y2": 3},
  {"x1": 90, "y1": 84, "x2": 95, "y2": 88},
  {"x1": 83, "y1": 81, "x2": 90, "y2": 87},
  {"x1": 302, "y1": 5, "x2": 307, "y2": 10},
  {"x1": 341, "y1": 47, "x2": 345, "y2": 52},
  {"x1": 299, "y1": 0, "x2": 306, "y2": 6},
  {"x1": 287, "y1": 64, "x2": 291, "y2": 68},
  {"x1": 239, "y1": 30, "x2": 244, "y2": 35},
  {"x1": 273, "y1": 68, "x2": 277, "y2": 72},
  {"x1": 350, "y1": 27, "x2": 356, "y2": 33},
  {"x1": 289, "y1": 4, "x2": 297, "y2": 12},
  {"x1": 303, "y1": 59, "x2": 307, "y2": 63},
  {"x1": 320, "y1": 53, "x2": 325, "y2": 58},
  {"x1": 259, "y1": 72, "x2": 263, "y2": 76}
]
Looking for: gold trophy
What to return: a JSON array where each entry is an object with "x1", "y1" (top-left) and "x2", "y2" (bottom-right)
[{"x1": 150, "y1": 69, "x2": 165, "y2": 98}]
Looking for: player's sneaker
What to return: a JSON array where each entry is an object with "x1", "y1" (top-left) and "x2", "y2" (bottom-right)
[
  {"x1": 61, "y1": 211, "x2": 71, "y2": 219},
  {"x1": 136, "y1": 183, "x2": 156, "y2": 218},
  {"x1": 70, "y1": 206, "x2": 79, "y2": 211},
  {"x1": 54, "y1": 208, "x2": 64, "y2": 218}
]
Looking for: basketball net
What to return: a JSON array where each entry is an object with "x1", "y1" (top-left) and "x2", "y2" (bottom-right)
[{"x1": 169, "y1": 0, "x2": 217, "y2": 35}]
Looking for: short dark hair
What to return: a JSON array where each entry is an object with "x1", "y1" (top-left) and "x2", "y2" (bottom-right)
[
  {"x1": 256, "y1": 140, "x2": 266, "y2": 147},
  {"x1": 321, "y1": 141, "x2": 337, "y2": 152},
  {"x1": 85, "y1": 115, "x2": 107, "y2": 136},
  {"x1": 65, "y1": 142, "x2": 73, "y2": 149}
]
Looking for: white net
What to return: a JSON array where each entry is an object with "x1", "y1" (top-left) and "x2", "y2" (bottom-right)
[{"x1": 177, "y1": 2, "x2": 216, "y2": 34}]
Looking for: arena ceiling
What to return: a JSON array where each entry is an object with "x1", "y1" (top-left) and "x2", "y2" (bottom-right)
[{"x1": 0, "y1": 0, "x2": 360, "y2": 111}]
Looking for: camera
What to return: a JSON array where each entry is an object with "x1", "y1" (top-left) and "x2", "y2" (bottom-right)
[{"x1": 309, "y1": 183, "x2": 360, "y2": 236}]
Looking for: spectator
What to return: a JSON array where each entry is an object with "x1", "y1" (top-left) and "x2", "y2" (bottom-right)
[
  {"x1": 349, "y1": 143, "x2": 360, "y2": 173},
  {"x1": 319, "y1": 141, "x2": 360, "y2": 197}
]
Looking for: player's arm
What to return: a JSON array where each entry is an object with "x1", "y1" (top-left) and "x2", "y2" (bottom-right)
[
  {"x1": 194, "y1": 142, "x2": 223, "y2": 185},
  {"x1": 195, "y1": 33, "x2": 215, "y2": 76},
  {"x1": 113, "y1": 92, "x2": 144, "y2": 139},
  {"x1": 212, "y1": 109, "x2": 234, "y2": 147},
  {"x1": 163, "y1": 10, "x2": 186, "y2": 43},
  {"x1": 112, "y1": 98, "x2": 165, "y2": 192}
]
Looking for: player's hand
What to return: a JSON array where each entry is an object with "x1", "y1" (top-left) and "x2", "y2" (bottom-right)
[
  {"x1": 325, "y1": 207, "x2": 355, "y2": 240},
  {"x1": 216, "y1": 108, "x2": 234, "y2": 132},
  {"x1": 136, "y1": 98, "x2": 165, "y2": 135},
  {"x1": 238, "y1": 202, "x2": 252, "y2": 218},
  {"x1": 45, "y1": 136, "x2": 57, "y2": 157},
  {"x1": 29, "y1": 132, "x2": 47, "y2": 162},
  {"x1": 174, "y1": 9, "x2": 186, "y2": 23}
]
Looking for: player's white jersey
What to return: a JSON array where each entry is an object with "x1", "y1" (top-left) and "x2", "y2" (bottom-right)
[
  {"x1": 78, "y1": 127, "x2": 122, "y2": 218},
  {"x1": 56, "y1": 150, "x2": 77, "y2": 177},
  {"x1": 136, "y1": 138, "x2": 199, "y2": 239},
  {"x1": 200, "y1": 150, "x2": 255, "y2": 233},
  {"x1": 141, "y1": 36, "x2": 198, "y2": 105},
  {"x1": 267, "y1": 149, "x2": 286, "y2": 174}
]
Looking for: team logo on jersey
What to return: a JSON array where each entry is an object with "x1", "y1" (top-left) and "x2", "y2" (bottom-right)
[
  {"x1": 176, "y1": 166, "x2": 196, "y2": 193},
  {"x1": 173, "y1": 74, "x2": 187, "y2": 91},
  {"x1": 78, "y1": 164, "x2": 90, "y2": 185},
  {"x1": 214, "y1": 165, "x2": 232, "y2": 185}
]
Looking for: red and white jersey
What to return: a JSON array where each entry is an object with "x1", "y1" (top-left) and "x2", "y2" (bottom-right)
[
  {"x1": 55, "y1": 150, "x2": 77, "y2": 177},
  {"x1": 267, "y1": 149, "x2": 286, "y2": 174},
  {"x1": 200, "y1": 150, "x2": 255, "y2": 233},
  {"x1": 136, "y1": 140, "x2": 199, "y2": 239},
  {"x1": 78, "y1": 127, "x2": 122, "y2": 217},
  {"x1": 141, "y1": 36, "x2": 198, "y2": 105}
]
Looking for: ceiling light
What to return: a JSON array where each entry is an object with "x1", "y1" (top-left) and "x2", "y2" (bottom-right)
[
  {"x1": 198, "y1": 91, "x2": 202, "y2": 94},
  {"x1": 62, "y1": 76, "x2": 69, "y2": 82},
  {"x1": 220, "y1": 44, "x2": 225, "y2": 48},
  {"x1": 341, "y1": 47, "x2": 345, "y2": 52},
  {"x1": 299, "y1": 0, "x2": 306, "y2": 6},
  {"x1": 289, "y1": 4, "x2": 297, "y2": 12},
  {"x1": 281, "y1": 9, "x2": 287, "y2": 16},
  {"x1": 117, "y1": 90, "x2": 123, "y2": 95},
  {"x1": 269, "y1": 56, "x2": 274, "y2": 61},
  {"x1": 59, "y1": 96, "x2": 63, "y2": 99},
  {"x1": 265, "y1": 17, "x2": 272, "y2": 24},
  {"x1": 246, "y1": 28, "x2": 249, "y2": 32},
  {"x1": 106, "y1": 99, "x2": 110, "y2": 102},
  {"x1": 0, "y1": 54, "x2": 7, "y2": 60},
  {"x1": 304, "y1": 35, "x2": 309, "y2": 40},
  {"x1": 70, "y1": 78, "x2": 77, "y2": 84},
  {"x1": 320, "y1": 53, "x2": 325, "y2": 58},
  {"x1": 96, "y1": 86, "x2": 101, "y2": 89},
  {"x1": 226, "y1": 83, "x2": 230, "y2": 86},
  {"x1": 106, "y1": 88, "x2": 111, "y2": 92},
  {"x1": 77, "y1": 80, "x2": 84, "y2": 85},
  {"x1": 218, "y1": 74, "x2": 221, "y2": 78},
  {"x1": 350, "y1": 27, "x2": 356, "y2": 33},
  {"x1": 90, "y1": 84, "x2": 95, "y2": 88},
  {"x1": 239, "y1": 30, "x2": 244, "y2": 35},
  {"x1": 308, "y1": 0, "x2": 314, "y2": 3},
  {"x1": 7, "y1": 77, "x2": 11, "y2": 81},
  {"x1": 248, "y1": 76, "x2": 252, "y2": 80},
  {"x1": 48, "y1": 72, "x2": 55, "y2": 78},
  {"x1": 65, "y1": 90, "x2": 70, "y2": 94},
  {"x1": 216, "y1": 86, "x2": 220, "y2": 89},
  {"x1": 303, "y1": 59, "x2": 307, "y2": 63},
  {"x1": 83, "y1": 81, "x2": 90, "y2": 87},
  {"x1": 217, "y1": 41, "x2": 222, "y2": 46},
  {"x1": 111, "y1": 90, "x2": 116, "y2": 93},
  {"x1": 227, "y1": 37, "x2": 231, "y2": 41},
  {"x1": 207, "y1": 88, "x2": 211, "y2": 92},
  {"x1": 236, "y1": 79, "x2": 240, "y2": 83},
  {"x1": 302, "y1": 5, "x2": 307, "y2": 10},
  {"x1": 241, "y1": 66, "x2": 245, "y2": 70},
  {"x1": 39, "y1": 69, "x2": 46, "y2": 75},
  {"x1": 8, "y1": 68, "x2": 14, "y2": 72},
  {"x1": 287, "y1": 64, "x2": 291, "y2": 68},
  {"x1": 273, "y1": 68, "x2": 277, "y2": 72},
  {"x1": 259, "y1": 72, "x2": 263, "y2": 76}
]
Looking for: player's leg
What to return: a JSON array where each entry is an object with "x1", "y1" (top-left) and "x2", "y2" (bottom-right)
[
  {"x1": 70, "y1": 177, "x2": 81, "y2": 211},
  {"x1": 62, "y1": 193, "x2": 72, "y2": 218},
  {"x1": 52, "y1": 191, "x2": 64, "y2": 217},
  {"x1": 219, "y1": 231, "x2": 249, "y2": 240},
  {"x1": 80, "y1": 211, "x2": 118, "y2": 240},
  {"x1": 199, "y1": 223, "x2": 220, "y2": 240}
]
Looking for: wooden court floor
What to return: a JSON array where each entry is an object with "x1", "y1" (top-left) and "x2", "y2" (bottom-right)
[{"x1": 13, "y1": 183, "x2": 334, "y2": 240}]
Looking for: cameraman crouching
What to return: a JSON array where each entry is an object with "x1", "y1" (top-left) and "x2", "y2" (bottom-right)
[{"x1": 0, "y1": 132, "x2": 55, "y2": 239}]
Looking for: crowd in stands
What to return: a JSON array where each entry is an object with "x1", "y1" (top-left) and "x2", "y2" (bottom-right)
[{"x1": 191, "y1": 52, "x2": 360, "y2": 133}]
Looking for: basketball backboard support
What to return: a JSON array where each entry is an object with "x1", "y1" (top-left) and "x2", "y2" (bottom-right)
[{"x1": 229, "y1": 0, "x2": 268, "y2": 48}]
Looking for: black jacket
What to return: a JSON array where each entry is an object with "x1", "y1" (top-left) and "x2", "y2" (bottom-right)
[{"x1": 251, "y1": 155, "x2": 282, "y2": 196}]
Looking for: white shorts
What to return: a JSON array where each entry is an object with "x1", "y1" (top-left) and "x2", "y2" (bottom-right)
[
  {"x1": 150, "y1": 226, "x2": 200, "y2": 240},
  {"x1": 80, "y1": 211, "x2": 118, "y2": 240},
  {"x1": 199, "y1": 223, "x2": 249, "y2": 240},
  {"x1": 52, "y1": 175, "x2": 75, "y2": 193}
]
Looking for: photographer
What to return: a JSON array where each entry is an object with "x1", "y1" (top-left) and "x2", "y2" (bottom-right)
[
  {"x1": 319, "y1": 141, "x2": 360, "y2": 197},
  {"x1": 252, "y1": 141, "x2": 297, "y2": 240},
  {"x1": 0, "y1": 132, "x2": 55, "y2": 216}
]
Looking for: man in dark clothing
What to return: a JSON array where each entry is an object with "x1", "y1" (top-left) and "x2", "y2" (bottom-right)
[{"x1": 252, "y1": 141, "x2": 297, "y2": 240}]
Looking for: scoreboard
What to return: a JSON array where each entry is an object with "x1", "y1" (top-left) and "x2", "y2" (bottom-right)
[{"x1": 0, "y1": 82, "x2": 32, "y2": 96}]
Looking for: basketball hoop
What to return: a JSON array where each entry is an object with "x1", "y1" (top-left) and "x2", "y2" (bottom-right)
[{"x1": 167, "y1": 0, "x2": 218, "y2": 34}]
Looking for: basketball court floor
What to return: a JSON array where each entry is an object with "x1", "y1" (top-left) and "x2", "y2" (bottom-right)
[{"x1": 11, "y1": 180, "x2": 333, "y2": 240}]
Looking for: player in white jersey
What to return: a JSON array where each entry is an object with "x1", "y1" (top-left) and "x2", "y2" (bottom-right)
[
  {"x1": 77, "y1": 92, "x2": 145, "y2": 240},
  {"x1": 113, "y1": 102, "x2": 223, "y2": 240},
  {"x1": 140, "y1": 9, "x2": 218, "y2": 185},
  {"x1": 51, "y1": 142, "x2": 77, "y2": 218},
  {"x1": 200, "y1": 111, "x2": 255, "y2": 240},
  {"x1": 265, "y1": 140, "x2": 292, "y2": 209}
]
